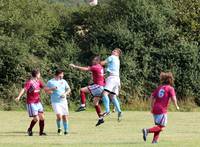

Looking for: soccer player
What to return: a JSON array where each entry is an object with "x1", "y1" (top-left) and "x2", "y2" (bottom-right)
[
  {"x1": 142, "y1": 72, "x2": 179, "y2": 144},
  {"x1": 15, "y1": 69, "x2": 46, "y2": 136},
  {"x1": 45, "y1": 69, "x2": 71, "y2": 135},
  {"x1": 69, "y1": 56, "x2": 105, "y2": 126},
  {"x1": 100, "y1": 48, "x2": 123, "y2": 121}
]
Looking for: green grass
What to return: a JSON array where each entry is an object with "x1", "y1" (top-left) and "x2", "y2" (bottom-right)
[{"x1": 0, "y1": 111, "x2": 200, "y2": 147}]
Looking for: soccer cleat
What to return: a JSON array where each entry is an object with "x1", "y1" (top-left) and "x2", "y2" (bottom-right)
[
  {"x1": 95, "y1": 118, "x2": 104, "y2": 126},
  {"x1": 142, "y1": 128, "x2": 148, "y2": 142},
  {"x1": 117, "y1": 112, "x2": 122, "y2": 122},
  {"x1": 39, "y1": 132, "x2": 47, "y2": 136},
  {"x1": 64, "y1": 132, "x2": 68, "y2": 135},
  {"x1": 76, "y1": 106, "x2": 86, "y2": 112},
  {"x1": 27, "y1": 129, "x2": 33, "y2": 136},
  {"x1": 152, "y1": 140, "x2": 158, "y2": 144},
  {"x1": 57, "y1": 128, "x2": 62, "y2": 135}
]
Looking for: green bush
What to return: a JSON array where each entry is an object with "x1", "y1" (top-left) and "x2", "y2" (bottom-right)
[{"x1": 0, "y1": 0, "x2": 199, "y2": 110}]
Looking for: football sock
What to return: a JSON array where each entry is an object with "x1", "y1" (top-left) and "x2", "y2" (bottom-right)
[
  {"x1": 80, "y1": 91, "x2": 86, "y2": 107},
  {"x1": 56, "y1": 120, "x2": 61, "y2": 129},
  {"x1": 63, "y1": 121, "x2": 69, "y2": 132},
  {"x1": 95, "y1": 105, "x2": 101, "y2": 117},
  {"x1": 153, "y1": 131, "x2": 160, "y2": 142},
  {"x1": 102, "y1": 94, "x2": 110, "y2": 113},
  {"x1": 28, "y1": 119, "x2": 37, "y2": 131},
  {"x1": 112, "y1": 96, "x2": 121, "y2": 113},
  {"x1": 148, "y1": 126, "x2": 163, "y2": 133},
  {"x1": 39, "y1": 120, "x2": 44, "y2": 134}
]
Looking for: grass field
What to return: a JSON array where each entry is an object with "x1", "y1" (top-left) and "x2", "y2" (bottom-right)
[{"x1": 0, "y1": 111, "x2": 200, "y2": 147}]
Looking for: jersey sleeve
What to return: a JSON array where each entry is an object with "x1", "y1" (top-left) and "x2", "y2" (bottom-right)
[
  {"x1": 169, "y1": 87, "x2": 176, "y2": 97},
  {"x1": 88, "y1": 66, "x2": 93, "y2": 71},
  {"x1": 39, "y1": 80, "x2": 45, "y2": 88},
  {"x1": 106, "y1": 56, "x2": 113, "y2": 63},
  {"x1": 89, "y1": 65, "x2": 98, "y2": 72},
  {"x1": 24, "y1": 81, "x2": 31, "y2": 91},
  {"x1": 151, "y1": 88, "x2": 158, "y2": 98}
]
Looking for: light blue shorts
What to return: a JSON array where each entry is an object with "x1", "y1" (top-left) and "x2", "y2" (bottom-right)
[
  {"x1": 153, "y1": 113, "x2": 167, "y2": 127},
  {"x1": 88, "y1": 84, "x2": 104, "y2": 97},
  {"x1": 26, "y1": 102, "x2": 44, "y2": 117}
]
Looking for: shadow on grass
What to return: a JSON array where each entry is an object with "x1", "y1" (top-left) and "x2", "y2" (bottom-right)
[{"x1": 0, "y1": 131, "x2": 78, "y2": 136}]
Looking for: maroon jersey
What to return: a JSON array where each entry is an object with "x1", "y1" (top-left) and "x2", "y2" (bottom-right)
[
  {"x1": 24, "y1": 79, "x2": 44, "y2": 104},
  {"x1": 89, "y1": 64, "x2": 105, "y2": 86},
  {"x1": 151, "y1": 85, "x2": 176, "y2": 114}
]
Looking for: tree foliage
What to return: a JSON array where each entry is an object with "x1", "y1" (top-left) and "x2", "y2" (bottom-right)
[{"x1": 0, "y1": 0, "x2": 199, "y2": 110}]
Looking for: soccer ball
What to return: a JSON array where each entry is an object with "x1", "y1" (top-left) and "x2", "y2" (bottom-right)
[{"x1": 89, "y1": 0, "x2": 98, "y2": 6}]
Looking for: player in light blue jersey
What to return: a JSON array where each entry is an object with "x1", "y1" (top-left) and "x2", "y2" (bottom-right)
[
  {"x1": 100, "y1": 48, "x2": 122, "y2": 122},
  {"x1": 45, "y1": 69, "x2": 71, "y2": 135}
]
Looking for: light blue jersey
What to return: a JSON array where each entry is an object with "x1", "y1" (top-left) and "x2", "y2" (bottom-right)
[
  {"x1": 47, "y1": 78, "x2": 70, "y2": 103},
  {"x1": 106, "y1": 55, "x2": 120, "y2": 76}
]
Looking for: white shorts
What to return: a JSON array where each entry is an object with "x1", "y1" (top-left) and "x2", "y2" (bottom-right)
[
  {"x1": 88, "y1": 84, "x2": 104, "y2": 97},
  {"x1": 52, "y1": 100, "x2": 69, "y2": 116},
  {"x1": 104, "y1": 76, "x2": 120, "y2": 95},
  {"x1": 153, "y1": 113, "x2": 168, "y2": 127}
]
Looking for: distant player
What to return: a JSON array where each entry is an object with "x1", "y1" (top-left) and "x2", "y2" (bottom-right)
[
  {"x1": 142, "y1": 72, "x2": 179, "y2": 144},
  {"x1": 45, "y1": 69, "x2": 71, "y2": 135},
  {"x1": 100, "y1": 48, "x2": 123, "y2": 121},
  {"x1": 15, "y1": 69, "x2": 46, "y2": 136},
  {"x1": 70, "y1": 56, "x2": 105, "y2": 126}
]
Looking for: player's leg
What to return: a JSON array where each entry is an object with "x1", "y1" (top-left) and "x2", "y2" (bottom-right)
[
  {"x1": 89, "y1": 84, "x2": 104, "y2": 117},
  {"x1": 102, "y1": 90, "x2": 110, "y2": 114},
  {"x1": 145, "y1": 125, "x2": 164, "y2": 143},
  {"x1": 38, "y1": 113, "x2": 46, "y2": 136},
  {"x1": 142, "y1": 114, "x2": 167, "y2": 143},
  {"x1": 102, "y1": 76, "x2": 117, "y2": 115},
  {"x1": 62, "y1": 115, "x2": 69, "y2": 135},
  {"x1": 27, "y1": 103, "x2": 39, "y2": 136},
  {"x1": 151, "y1": 114, "x2": 167, "y2": 143},
  {"x1": 94, "y1": 96, "x2": 104, "y2": 126},
  {"x1": 76, "y1": 86, "x2": 90, "y2": 112},
  {"x1": 37, "y1": 102, "x2": 46, "y2": 136},
  {"x1": 108, "y1": 77, "x2": 122, "y2": 121},
  {"x1": 152, "y1": 126, "x2": 164, "y2": 144},
  {"x1": 52, "y1": 103, "x2": 63, "y2": 135},
  {"x1": 109, "y1": 93, "x2": 122, "y2": 121},
  {"x1": 56, "y1": 113, "x2": 62, "y2": 135},
  {"x1": 62, "y1": 100, "x2": 69, "y2": 135},
  {"x1": 93, "y1": 97, "x2": 102, "y2": 117},
  {"x1": 27, "y1": 116, "x2": 38, "y2": 136}
]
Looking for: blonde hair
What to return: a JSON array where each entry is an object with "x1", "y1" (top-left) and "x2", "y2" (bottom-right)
[
  {"x1": 114, "y1": 48, "x2": 122, "y2": 56},
  {"x1": 160, "y1": 72, "x2": 174, "y2": 86}
]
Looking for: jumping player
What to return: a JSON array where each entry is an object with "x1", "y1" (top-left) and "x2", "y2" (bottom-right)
[
  {"x1": 101, "y1": 48, "x2": 123, "y2": 122},
  {"x1": 69, "y1": 56, "x2": 105, "y2": 126},
  {"x1": 142, "y1": 72, "x2": 179, "y2": 144},
  {"x1": 45, "y1": 69, "x2": 71, "y2": 135},
  {"x1": 15, "y1": 69, "x2": 46, "y2": 136}
]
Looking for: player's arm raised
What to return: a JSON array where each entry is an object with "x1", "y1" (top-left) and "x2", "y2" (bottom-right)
[
  {"x1": 69, "y1": 64, "x2": 90, "y2": 71},
  {"x1": 15, "y1": 88, "x2": 25, "y2": 101}
]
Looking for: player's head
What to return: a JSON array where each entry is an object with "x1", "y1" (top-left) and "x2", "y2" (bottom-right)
[
  {"x1": 92, "y1": 56, "x2": 100, "y2": 65},
  {"x1": 55, "y1": 69, "x2": 64, "y2": 79},
  {"x1": 31, "y1": 69, "x2": 40, "y2": 79},
  {"x1": 160, "y1": 72, "x2": 174, "y2": 86},
  {"x1": 112, "y1": 48, "x2": 122, "y2": 56}
]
